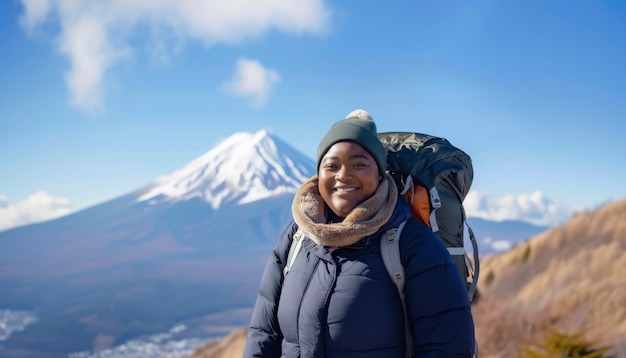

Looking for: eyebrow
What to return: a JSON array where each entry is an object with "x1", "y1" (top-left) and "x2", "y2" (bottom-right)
[{"x1": 322, "y1": 154, "x2": 371, "y2": 162}]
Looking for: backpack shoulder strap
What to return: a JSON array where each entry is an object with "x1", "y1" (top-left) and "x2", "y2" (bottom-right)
[
  {"x1": 283, "y1": 228, "x2": 304, "y2": 277},
  {"x1": 380, "y1": 220, "x2": 412, "y2": 358},
  {"x1": 381, "y1": 220, "x2": 408, "y2": 295}
]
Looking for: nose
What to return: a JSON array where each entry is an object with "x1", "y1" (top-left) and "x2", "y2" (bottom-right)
[{"x1": 335, "y1": 165, "x2": 352, "y2": 180}]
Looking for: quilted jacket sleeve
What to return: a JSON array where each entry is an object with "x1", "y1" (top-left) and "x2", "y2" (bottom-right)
[
  {"x1": 243, "y1": 222, "x2": 297, "y2": 357},
  {"x1": 402, "y1": 220, "x2": 476, "y2": 357}
]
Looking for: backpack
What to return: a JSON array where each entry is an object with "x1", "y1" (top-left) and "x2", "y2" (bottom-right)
[
  {"x1": 378, "y1": 131, "x2": 479, "y2": 302},
  {"x1": 378, "y1": 131, "x2": 480, "y2": 357}
]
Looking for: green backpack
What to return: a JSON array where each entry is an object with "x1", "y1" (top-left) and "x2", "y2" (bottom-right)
[
  {"x1": 378, "y1": 131, "x2": 479, "y2": 302},
  {"x1": 378, "y1": 132, "x2": 480, "y2": 358}
]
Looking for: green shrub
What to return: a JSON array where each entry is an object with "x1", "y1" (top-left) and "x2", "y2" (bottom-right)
[
  {"x1": 521, "y1": 244, "x2": 531, "y2": 263},
  {"x1": 517, "y1": 328, "x2": 613, "y2": 358},
  {"x1": 484, "y1": 270, "x2": 495, "y2": 286}
]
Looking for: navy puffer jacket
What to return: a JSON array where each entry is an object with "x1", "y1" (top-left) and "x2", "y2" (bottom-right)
[{"x1": 244, "y1": 199, "x2": 475, "y2": 357}]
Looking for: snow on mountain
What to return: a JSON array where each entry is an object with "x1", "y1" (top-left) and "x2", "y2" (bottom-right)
[{"x1": 138, "y1": 130, "x2": 314, "y2": 209}]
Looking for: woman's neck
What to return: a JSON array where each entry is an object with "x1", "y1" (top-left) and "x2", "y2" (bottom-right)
[{"x1": 325, "y1": 207, "x2": 343, "y2": 224}]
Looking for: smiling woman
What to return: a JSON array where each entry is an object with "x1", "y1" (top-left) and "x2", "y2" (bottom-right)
[{"x1": 243, "y1": 110, "x2": 477, "y2": 357}]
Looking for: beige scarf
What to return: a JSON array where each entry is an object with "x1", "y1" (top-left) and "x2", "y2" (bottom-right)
[{"x1": 291, "y1": 173, "x2": 398, "y2": 247}]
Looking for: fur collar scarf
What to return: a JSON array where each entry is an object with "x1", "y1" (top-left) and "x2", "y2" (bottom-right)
[{"x1": 291, "y1": 173, "x2": 398, "y2": 247}]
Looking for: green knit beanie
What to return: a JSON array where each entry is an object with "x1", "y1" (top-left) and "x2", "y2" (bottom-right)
[{"x1": 316, "y1": 109, "x2": 387, "y2": 175}]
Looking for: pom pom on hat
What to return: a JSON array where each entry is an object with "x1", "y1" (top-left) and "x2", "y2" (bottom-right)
[
  {"x1": 345, "y1": 109, "x2": 373, "y2": 121},
  {"x1": 316, "y1": 109, "x2": 387, "y2": 175}
]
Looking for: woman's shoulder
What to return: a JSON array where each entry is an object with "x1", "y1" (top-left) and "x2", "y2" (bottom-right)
[
  {"x1": 397, "y1": 218, "x2": 451, "y2": 261},
  {"x1": 398, "y1": 218, "x2": 437, "y2": 241},
  {"x1": 274, "y1": 220, "x2": 299, "y2": 253},
  {"x1": 282, "y1": 220, "x2": 299, "y2": 239}
]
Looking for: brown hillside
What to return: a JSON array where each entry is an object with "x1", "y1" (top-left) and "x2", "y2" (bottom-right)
[
  {"x1": 474, "y1": 197, "x2": 626, "y2": 357},
  {"x1": 185, "y1": 327, "x2": 247, "y2": 358},
  {"x1": 188, "y1": 198, "x2": 626, "y2": 358}
]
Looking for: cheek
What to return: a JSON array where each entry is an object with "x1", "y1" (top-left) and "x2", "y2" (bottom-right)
[
  {"x1": 364, "y1": 182, "x2": 378, "y2": 198},
  {"x1": 364, "y1": 173, "x2": 381, "y2": 195},
  {"x1": 317, "y1": 174, "x2": 333, "y2": 199}
]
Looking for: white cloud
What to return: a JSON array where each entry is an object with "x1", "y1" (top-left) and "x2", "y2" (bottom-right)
[
  {"x1": 221, "y1": 57, "x2": 281, "y2": 108},
  {"x1": 19, "y1": 0, "x2": 52, "y2": 35},
  {"x1": 490, "y1": 240, "x2": 513, "y2": 252},
  {"x1": 0, "y1": 191, "x2": 73, "y2": 232},
  {"x1": 464, "y1": 190, "x2": 572, "y2": 227},
  {"x1": 18, "y1": 0, "x2": 330, "y2": 113}
]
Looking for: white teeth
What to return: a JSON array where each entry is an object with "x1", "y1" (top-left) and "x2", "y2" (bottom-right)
[{"x1": 336, "y1": 188, "x2": 357, "y2": 192}]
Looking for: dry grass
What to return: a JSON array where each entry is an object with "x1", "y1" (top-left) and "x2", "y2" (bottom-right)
[
  {"x1": 184, "y1": 327, "x2": 247, "y2": 358},
  {"x1": 475, "y1": 197, "x2": 626, "y2": 357}
]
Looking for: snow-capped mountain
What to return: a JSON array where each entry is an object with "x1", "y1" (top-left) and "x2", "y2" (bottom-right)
[
  {"x1": 138, "y1": 130, "x2": 313, "y2": 208},
  {"x1": 1, "y1": 130, "x2": 316, "y2": 270},
  {"x1": 0, "y1": 130, "x2": 315, "y2": 357}
]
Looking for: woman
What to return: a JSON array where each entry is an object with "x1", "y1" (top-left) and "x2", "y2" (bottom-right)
[{"x1": 244, "y1": 110, "x2": 476, "y2": 357}]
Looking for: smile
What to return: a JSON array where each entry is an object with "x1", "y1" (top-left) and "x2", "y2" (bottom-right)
[{"x1": 335, "y1": 187, "x2": 358, "y2": 193}]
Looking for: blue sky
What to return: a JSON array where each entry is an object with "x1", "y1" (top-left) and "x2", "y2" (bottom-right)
[{"x1": 1, "y1": 0, "x2": 625, "y2": 231}]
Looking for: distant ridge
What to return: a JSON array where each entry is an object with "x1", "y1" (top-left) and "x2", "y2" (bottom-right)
[{"x1": 467, "y1": 217, "x2": 549, "y2": 256}]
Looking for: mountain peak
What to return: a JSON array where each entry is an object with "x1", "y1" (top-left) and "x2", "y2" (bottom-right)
[
  {"x1": 213, "y1": 129, "x2": 270, "y2": 151},
  {"x1": 137, "y1": 130, "x2": 315, "y2": 209}
]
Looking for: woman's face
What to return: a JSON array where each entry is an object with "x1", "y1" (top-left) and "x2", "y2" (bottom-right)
[{"x1": 318, "y1": 141, "x2": 382, "y2": 219}]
